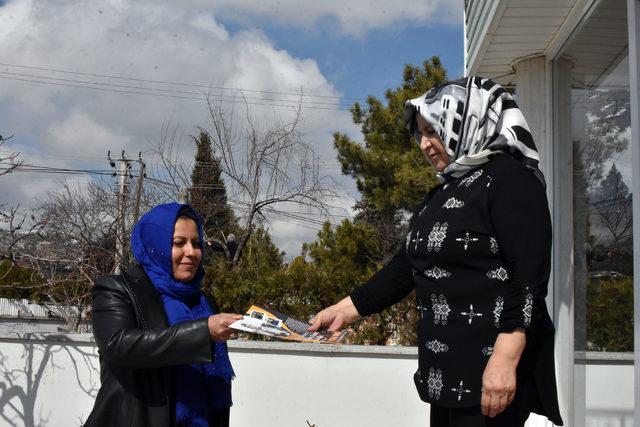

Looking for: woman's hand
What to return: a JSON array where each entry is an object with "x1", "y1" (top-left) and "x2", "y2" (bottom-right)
[
  {"x1": 207, "y1": 313, "x2": 243, "y2": 342},
  {"x1": 481, "y1": 329, "x2": 526, "y2": 417},
  {"x1": 308, "y1": 296, "x2": 361, "y2": 332},
  {"x1": 481, "y1": 352, "x2": 517, "y2": 417}
]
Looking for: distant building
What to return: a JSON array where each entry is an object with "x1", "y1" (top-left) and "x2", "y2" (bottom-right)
[{"x1": 0, "y1": 297, "x2": 89, "y2": 333}]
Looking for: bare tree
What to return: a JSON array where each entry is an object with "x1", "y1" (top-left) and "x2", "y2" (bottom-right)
[
  {"x1": 205, "y1": 95, "x2": 336, "y2": 265},
  {"x1": 0, "y1": 205, "x2": 41, "y2": 267},
  {"x1": 149, "y1": 97, "x2": 336, "y2": 265},
  {"x1": 13, "y1": 182, "x2": 118, "y2": 331},
  {"x1": 591, "y1": 164, "x2": 633, "y2": 270},
  {"x1": 0, "y1": 138, "x2": 31, "y2": 279},
  {"x1": 147, "y1": 119, "x2": 192, "y2": 203},
  {"x1": 0, "y1": 134, "x2": 23, "y2": 226},
  {"x1": 0, "y1": 134, "x2": 21, "y2": 179},
  {"x1": 577, "y1": 89, "x2": 630, "y2": 190}
]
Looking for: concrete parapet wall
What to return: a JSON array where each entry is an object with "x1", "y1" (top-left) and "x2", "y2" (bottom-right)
[{"x1": 0, "y1": 333, "x2": 627, "y2": 426}]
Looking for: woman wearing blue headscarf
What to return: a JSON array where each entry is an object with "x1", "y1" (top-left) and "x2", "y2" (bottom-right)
[{"x1": 85, "y1": 203, "x2": 242, "y2": 427}]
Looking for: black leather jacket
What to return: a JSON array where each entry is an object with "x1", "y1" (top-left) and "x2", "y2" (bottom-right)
[{"x1": 84, "y1": 264, "x2": 214, "y2": 427}]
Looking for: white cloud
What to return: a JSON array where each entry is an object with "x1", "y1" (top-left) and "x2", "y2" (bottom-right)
[
  {"x1": 260, "y1": 190, "x2": 358, "y2": 259},
  {"x1": 207, "y1": 0, "x2": 462, "y2": 37},
  {"x1": 267, "y1": 219, "x2": 318, "y2": 260},
  {"x1": 0, "y1": 0, "x2": 361, "y2": 254},
  {"x1": 46, "y1": 109, "x2": 134, "y2": 157}
]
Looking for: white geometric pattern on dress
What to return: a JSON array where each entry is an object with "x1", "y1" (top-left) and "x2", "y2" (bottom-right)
[
  {"x1": 523, "y1": 293, "x2": 533, "y2": 327},
  {"x1": 460, "y1": 304, "x2": 483, "y2": 325},
  {"x1": 459, "y1": 169, "x2": 483, "y2": 187},
  {"x1": 489, "y1": 237, "x2": 499, "y2": 254},
  {"x1": 426, "y1": 339, "x2": 450, "y2": 354},
  {"x1": 427, "y1": 368, "x2": 444, "y2": 400},
  {"x1": 410, "y1": 230, "x2": 424, "y2": 252},
  {"x1": 427, "y1": 222, "x2": 448, "y2": 252},
  {"x1": 431, "y1": 294, "x2": 451, "y2": 325},
  {"x1": 424, "y1": 266, "x2": 451, "y2": 280},
  {"x1": 482, "y1": 346, "x2": 494, "y2": 356},
  {"x1": 486, "y1": 174, "x2": 493, "y2": 188},
  {"x1": 416, "y1": 299, "x2": 429, "y2": 319},
  {"x1": 443, "y1": 197, "x2": 464, "y2": 209},
  {"x1": 419, "y1": 203, "x2": 429, "y2": 217},
  {"x1": 486, "y1": 267, "x2": 509, "y2": 281},
  {"x1": 451, "y1": 380, "x2": 471, "y2": 402},
  {"x1": 456, "y1": 231, "x2": 479, "y2": 251},
  {"x1": 493, "y1": 296, "x2": 504, "y2": 327}
]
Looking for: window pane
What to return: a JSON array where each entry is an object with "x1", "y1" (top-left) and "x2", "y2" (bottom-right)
[{"x1": 566, "y1": 1, "x2": 632, "y2": 354}]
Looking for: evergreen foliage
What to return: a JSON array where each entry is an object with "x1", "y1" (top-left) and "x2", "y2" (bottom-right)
[
  {"x1": 334, "y1": 57, "x2": 446, "y2": 221},
  {"x1": 189, "y1": 130, "x2": 237, "y2": 241},
  {"x1": 205, "y1": 226, "x2": 285, "y2": 315},
  {"x1": 206, "y1": 58, "x2": 448, "y2": 345},
  {"x1": 587, "y1": 275, "x2": 633, "y2": 351},
  {"x1": 0, "y1": 260, "x2": 44, "y2": 301}
]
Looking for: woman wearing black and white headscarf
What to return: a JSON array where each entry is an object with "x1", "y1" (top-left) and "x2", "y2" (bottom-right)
[{"x1": 310, "y1": 77, "x2": 563, "y2": 426}]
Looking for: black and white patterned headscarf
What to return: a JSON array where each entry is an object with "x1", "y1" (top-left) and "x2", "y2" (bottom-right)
[{"x1": 404, "y1": 76, "x2": 545, "y2": 186}]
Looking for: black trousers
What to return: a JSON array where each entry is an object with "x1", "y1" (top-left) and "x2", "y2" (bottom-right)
[{"x1": 429, "y1": 404, "x2": 529, "y2": 427}]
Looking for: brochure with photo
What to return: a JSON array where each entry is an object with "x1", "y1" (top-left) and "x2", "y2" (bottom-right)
[{"x1": 229, "y1": 304, "x2": 348, "y2": 343}]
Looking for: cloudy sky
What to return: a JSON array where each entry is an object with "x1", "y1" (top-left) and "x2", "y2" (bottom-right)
[{"x1": 0, "y1": 0, "x2": 463, "y2": 257}]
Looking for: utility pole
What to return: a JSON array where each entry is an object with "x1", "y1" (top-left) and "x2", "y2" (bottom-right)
[
  {"x1": 108, "y1": 150, "x2": 145, "y2": 274},
  {"x1": 178, "y1": 186, "x2": 189, "y2": 204},
  {"x1": 132, "y1": 152, "x2": 146, "y2": 223}
]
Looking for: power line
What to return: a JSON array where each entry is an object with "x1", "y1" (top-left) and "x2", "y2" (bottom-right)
[
  {"x1": 2, "y1": 158, "x2": 354, "y2": 205},
  {"x1": 2, "y1": 162, "x2": 350, "y2": 228},
  {"x1": 0, "y1": 61, "x2": 366, "y2": 111},
  {"x1": 0, "y1": 61, "x2": 364, "y2": 102},
  {"x1": 0, "y1": 150, "x2": 347, "y2": 170},
  {"x1": 0, "y1": 70, "x2": 351, "y2": 108},
  {"x1": 0, "y1": 75, "x2": 352, "y2": 112},
  {"x1": 229, "y1": 203, "x2": 331, "y2": 231}
]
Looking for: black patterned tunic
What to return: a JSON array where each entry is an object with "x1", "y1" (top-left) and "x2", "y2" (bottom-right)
[{"x1": 350, "y1": 154, "x2": 561, "y2": 422}]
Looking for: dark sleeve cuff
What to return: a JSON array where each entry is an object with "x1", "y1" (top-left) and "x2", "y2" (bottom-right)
[
  {"x1": 498, "y1": 284, "x2": 541, "y2": 332},
  {"x1": 350, "y1": 285, "x2": 377, "y2": 317}
]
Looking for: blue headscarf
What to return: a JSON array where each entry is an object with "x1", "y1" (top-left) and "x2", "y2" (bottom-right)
[{"x1": 130, "y1": 202, "x2": 234, "y2": 426}]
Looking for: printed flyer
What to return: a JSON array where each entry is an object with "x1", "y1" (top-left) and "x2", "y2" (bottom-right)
[{"x1": 229, "y1": 304, "x2": 348, "y2": 343}]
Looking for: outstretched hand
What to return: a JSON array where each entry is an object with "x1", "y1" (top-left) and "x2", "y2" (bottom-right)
[
  {"x1": 308, "y1": 296, "x2": 361, "y2": 333},
  {"x1": 208, "y1": 313, "x2": 243, "y2": 342}
]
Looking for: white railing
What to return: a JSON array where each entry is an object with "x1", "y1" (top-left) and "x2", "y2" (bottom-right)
[{"x1": 0, "y1": 298, "x2": 51, "y2": 318}]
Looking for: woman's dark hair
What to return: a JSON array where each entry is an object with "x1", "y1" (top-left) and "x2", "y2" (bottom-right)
[{"x1": 177, "y1": 206, "x2": 199, "y2": 223}]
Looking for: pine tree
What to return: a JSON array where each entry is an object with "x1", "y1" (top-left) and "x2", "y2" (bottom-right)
[
  {"x1": 189, "y1": 130, "x2": 237, "y2": 243},
  {"x1": 270, "y1": 59, "x2": 449, "y2": 344},
  {"x1": 206, "y1": 226, "x2": 285, "y2": 313},
  {"x1": 335, "y1": 57, "x2": 447, "y2": 223},
  {"x1": 591, "y1": 163, "x2": 633, "y2": 272},
  {"x1": 333, "y1": 57, "x2": 448, "y2": 261}
]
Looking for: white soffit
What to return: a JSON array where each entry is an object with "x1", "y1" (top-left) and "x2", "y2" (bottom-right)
[{"x1": 466, "y1": 0, "x2": 580, "y2": 85}]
